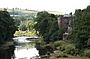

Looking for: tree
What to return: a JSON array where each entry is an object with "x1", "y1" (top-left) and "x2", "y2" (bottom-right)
[
  {"x1": 70, "y1": 6, "x2": 90, "y2": 49},
  {"x1": 26, "y1": 20, "x2": 35, "y2": 31},
  {"x1": 34, "y1": 11, "x2": 62, "y2": 43},
  {"x1": 19, "y1": 22, "x2": 27, "y2": 31},
  {"x1": 18, "y1": 20, "x2": 35, "y2": 31},
  {"x1": 0, "y1": 11, "x2": 17, "y2": 43}
]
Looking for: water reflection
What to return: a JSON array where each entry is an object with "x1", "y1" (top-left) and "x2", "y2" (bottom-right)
[
  {"x1": 13, "y1": 37, "x2": 39, "y2": 59},
  {"x1": 15, "y1": 47, "x2": 39, "y2": 59}
]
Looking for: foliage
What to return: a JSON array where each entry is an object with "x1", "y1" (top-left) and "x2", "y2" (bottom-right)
[
  {"x1": 54, "y1": 50, "x2": 68, "y2": 58},
  {"x1": 34, "y1": 11, "x2": 62, "y2": 43},
  {"x1": 70, "y1": 6, "x2": 90, "y2": 49},
  {"x1": 13, "y1": 16, "x2": 26, "y2": 27},
  {"x1": 63, "y1": 44, "x2": 78, "y2": 55},
  {"x1": 26, "y1": 20, "x2": 35, "y2": 31},
  {"x1": 19, "y1": 22, "x2": 27, "y2": 31},
  {"x1": 36, "y1": 40, "x2": 78, "y2": 57},
  {"x1": 13, "y1": 12, "x2": 36, "y2": 27},
  {"x1": 87, "y1": 38, "x2": 90, "y2": 48},
  {"x1": 54, "y1": 40, "x2": 78, "y2": 55},
  {"x1": 0, "y1": 11, "x2": 17, "y2": 43},
  {"x1": 35, "y1": 38, "x2": 55, "y2": 56},
  {"x1": 83, "y1": 50, "x2": 90, "y2": 57},
  {"x1": 54, "y1": 40, "x2": 66, "y2": 47},
  {"x1": 19, "y1": 20, "x2": 35, "y2": 31},
  {"x1": 14, "y1": 17, "x2": 21, "y2": 26}
]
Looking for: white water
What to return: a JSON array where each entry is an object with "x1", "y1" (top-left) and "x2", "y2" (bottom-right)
[
  {"x1": 13, "y1": 36, "x2": 39, "y2": 59},
  {"x1": 14, "y1": 47, "x2": 39, "y2": 59}
]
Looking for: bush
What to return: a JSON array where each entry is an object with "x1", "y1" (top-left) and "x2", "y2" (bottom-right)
[
  {"x1": 35, "y1": 43, "x2": 54, "y2": 56},
  {"x1": 78, "y1": 50, "x2": 84, "y2": 56},
  {"x1": 54, "y1": 40, "x2": 79, "y2": 55},
  {"x1": 19, "y1": 23, "x2": 27, "y2": 31},
  {"x1": 63, "y1": 44, "x2": 78, "y2": 55},
  {"x1": 84, "y1": 50, "x2": 90, "y2": 57},
  {"x1": 54, "y1": 50, "x2": 68, "y2": 58},
  {"x1": 87, "y1": 38, "x2": 90, "y2": 47},
  {"x1": 54, "y1": 40, "x2": 66, "y2": 47},
  {"x1": 35, "y1": 38, "x2": 54, "y2": 56}
]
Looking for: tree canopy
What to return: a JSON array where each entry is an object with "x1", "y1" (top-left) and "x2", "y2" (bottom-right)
[
  {"x1": 0, "y1": 11, "x2": 17, "y2": 43},
  {"x1": 70, "y1": 6, "x2": 90, "y2": 49},
  {"x1": 18, "y1": 20, "x2": 35, "y2": 31},
  {"x1": 34, "y1": 11, "x2": 62, "y2": 43}
]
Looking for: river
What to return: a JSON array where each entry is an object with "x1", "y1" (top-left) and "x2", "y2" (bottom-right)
[{"x1": 13, "y1": 36, "x2": 40, "y2": 59}]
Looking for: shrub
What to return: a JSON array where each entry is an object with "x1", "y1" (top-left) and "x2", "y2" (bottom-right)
[
  {"x1": 84, "y1": 50, "x2": 90, "y2": 57},
  {"x1": 78, "y1": 50, "x2": 84, "y2": 56},
  {"x1": 35, "y1": 38, "x2": 54, "y2": 56},
  {"x1": 54, "y1": 40, "x2": 79, "y2": 55},
  {"x1": 63, "y1": 44, "x2": 78, "y2": 55},
  {"x1": 54, "y1": 40, "x2": 66, "y2": 47},
  {"x1": 44, "y1": 44, "x2": 54, "y2": 54},
  {"x1": 87, "y1": 38, "x2": 90, "y2": 47},
  {"x1": 54, "y1": 50, "x2": 68, "y2": 58}
]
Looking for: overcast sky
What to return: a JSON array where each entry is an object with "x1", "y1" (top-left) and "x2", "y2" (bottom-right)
[{"x1": 0, "y1": 0, "x2": 90, "y2": 14}]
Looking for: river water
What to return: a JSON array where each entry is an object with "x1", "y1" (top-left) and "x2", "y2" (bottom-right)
[{"x1": 13, "y1": 36, "x2": 39, "y2": 59}]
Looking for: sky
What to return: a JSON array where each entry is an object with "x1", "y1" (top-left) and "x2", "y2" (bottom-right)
[{"x1": 0, "y1": 0, "x2": 90, "y2": 14}]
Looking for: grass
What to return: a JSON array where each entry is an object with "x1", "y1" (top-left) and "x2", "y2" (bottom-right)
[
  {"x1": 35, "y1": 39, "x2": 90, "y2": 59},
  {"x1": 14, "y1": 30, "x2": 36, "y2": 36}
]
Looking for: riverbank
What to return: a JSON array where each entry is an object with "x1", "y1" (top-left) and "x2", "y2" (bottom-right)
[
  {"x1": 14, "y1": 31, "x2": 36, "y2": 37},
  {"x1": 35, "y1": 39, "x2": 90, "y2": 59},
  {"x1": 49, "y1": 52, "x2": 89, "y2": 59}
]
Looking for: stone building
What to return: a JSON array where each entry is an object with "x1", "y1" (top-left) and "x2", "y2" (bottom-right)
[{"x1": 58, "y1": 14, "x2": 73, "y2": 40}]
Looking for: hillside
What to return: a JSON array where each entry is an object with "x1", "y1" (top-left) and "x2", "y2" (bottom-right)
[{"x1": 0, "y1": 8, "x2": 62, "y2": 20}]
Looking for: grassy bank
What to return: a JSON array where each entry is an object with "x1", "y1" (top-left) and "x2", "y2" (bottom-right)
[
  {"x1": 14, "y1": 31, "x2": 36, "y2": 36},
  {"x1": 35, "y1": 39, "x2": 90, "y2": 59}
]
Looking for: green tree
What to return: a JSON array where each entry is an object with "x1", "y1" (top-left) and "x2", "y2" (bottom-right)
[
  {"x1": 26, "y1": 20, "x2": 35, "y2": 31},
  {"x1": 19, "y1": 22, "x2": 27, "y2": 31},
  {"x1": 70, "y1": 6, "x2": 90, "y2": 49},
  {"x1": 0, "y1": 11, "x2": 17, "y2": 43},
  {"x1": 34, "y1": 11, "x2": 62, "y2": 43},
  {"x1": 18, "y1": 20, "x2": 35, "y2": 31},
  {"x1": 14, "y1": 18, "x2": 21, "y2": 27}
]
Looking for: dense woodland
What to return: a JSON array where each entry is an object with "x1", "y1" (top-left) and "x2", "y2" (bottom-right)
[
  {"x1": 0, "y1": 11, "x2": 17, "y2": 44},
  {"x1": 0, "y1": 11, "x2": 17, "y2": 59},
  {"x1": 70, "y1": 6, "x2": 90, "y2": 49},
  {"x1": 34, "y1": 11, "x2": 63, "y2": 43},
  {"x1": 34, "y1": 6, "x2": 90, "y2": 58}
]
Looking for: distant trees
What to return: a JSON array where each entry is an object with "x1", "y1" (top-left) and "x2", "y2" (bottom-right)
[
  {"x1": 14, "y1": 16, "x2": 26, "y2": 27},
  {"x1": 0, "y1": 11, "x2": 17, "y2": 43},
  {"x1": 26, "y1": 20, "x2": 35, "y2": 31},
  {"x1": 19, "y1": 22, "x2": 27, "y2": 31},
  {"x1": 34, "y1": 11, "x2": 62, "y2": 43},
  {"x1": 13, "y1": 12, "x2": 36, "y2": 27},
  {"x1": 19, "y1": 20, "x2": 35, "y2": 31},
  {"x1": 70, "y1": 6, "x2": 90, "y2": 49}
]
